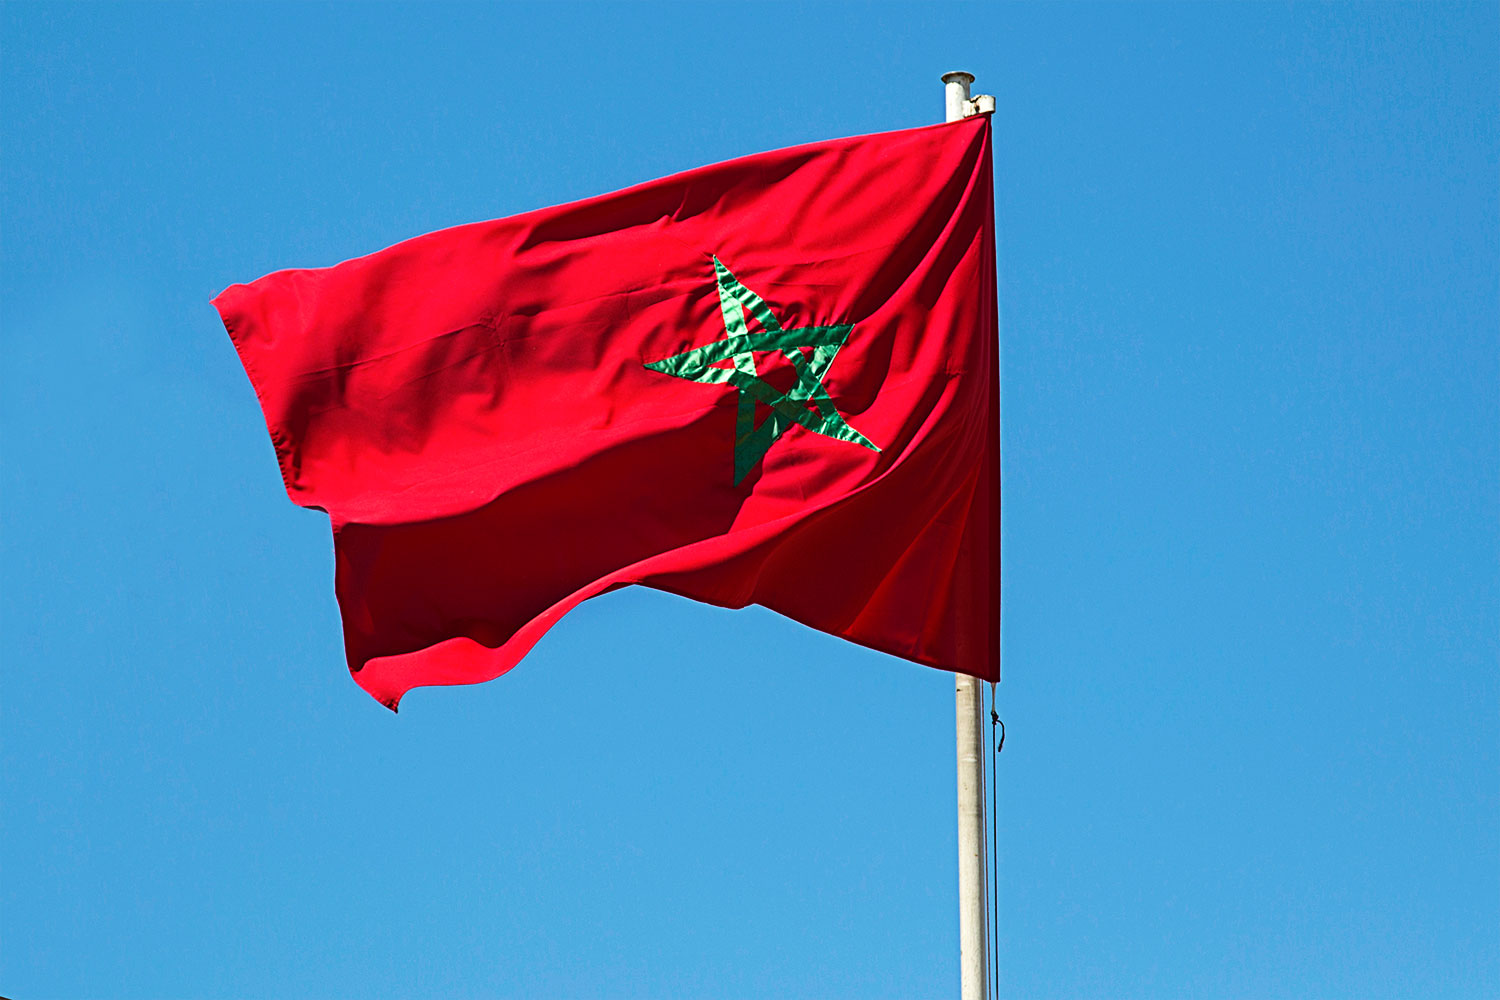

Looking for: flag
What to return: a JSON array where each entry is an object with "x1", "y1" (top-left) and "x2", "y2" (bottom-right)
[{"x1": 215, "y1": 115, "x2": 999, "y2": 710}]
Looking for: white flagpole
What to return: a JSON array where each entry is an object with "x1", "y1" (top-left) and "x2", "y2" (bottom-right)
[{"x1": 943, "y1": 69, "x2": 991, "y2": 1000}]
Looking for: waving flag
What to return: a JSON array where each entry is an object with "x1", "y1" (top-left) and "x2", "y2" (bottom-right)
[{"x1": 215, "y1": 114, "x2": 999, "y2": 710}]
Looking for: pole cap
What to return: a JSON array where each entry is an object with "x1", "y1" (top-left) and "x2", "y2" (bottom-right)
[{"x1": 941, "y1": 71, "x2": 976, "y2": 86}]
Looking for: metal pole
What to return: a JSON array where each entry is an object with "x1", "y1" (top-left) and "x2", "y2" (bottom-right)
[{"x1": 943, "y1": 69, "x2": 990, "y2": 1000}]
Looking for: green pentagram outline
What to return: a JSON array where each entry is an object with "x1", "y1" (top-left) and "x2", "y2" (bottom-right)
[{"x1": 644, "y1": 257, "x2": 880, "y2": 484}]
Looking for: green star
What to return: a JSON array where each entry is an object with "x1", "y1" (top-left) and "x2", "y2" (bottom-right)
[{"x1": 645, "y1": 258, "x2": 881, "y2": 484}]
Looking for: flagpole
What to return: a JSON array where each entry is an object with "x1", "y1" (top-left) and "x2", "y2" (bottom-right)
[{"x1": 943, "y1": 69, "x2": 991, "y2": 1000}]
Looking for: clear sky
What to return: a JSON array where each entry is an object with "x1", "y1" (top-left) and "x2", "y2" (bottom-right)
[{"x1": 3, "y1": 4, "x2": 1496, "y2": 998}]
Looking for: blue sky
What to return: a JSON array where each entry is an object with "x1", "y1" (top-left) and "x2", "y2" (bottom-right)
[{"x1": 3, "y1": 4, "x2": 1496, "y2": 998}]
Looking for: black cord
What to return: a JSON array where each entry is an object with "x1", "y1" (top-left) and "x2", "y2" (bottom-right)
[
  {"x1": 990, "y1": 683, "x2": 1003, "y2": 999},
  {"x1": 984, "y1": 682, "x2": 996, "y2": 1000}
]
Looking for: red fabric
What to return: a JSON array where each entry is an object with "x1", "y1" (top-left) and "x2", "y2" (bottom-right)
[{"x1": 215, "y1": 116, "x2": 1000, "y2": 710}]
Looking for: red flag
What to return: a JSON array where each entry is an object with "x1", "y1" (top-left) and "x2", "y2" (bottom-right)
[{"x1": 215, "y1": 116, "x2": 999, "y2": 710}]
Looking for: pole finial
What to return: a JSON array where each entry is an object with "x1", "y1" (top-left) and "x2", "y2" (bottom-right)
[
  {"x1": 942, "y1": 72, "x2": 996, "y2": 123},
  {"x1": 942, "y1": 72, "x2": 976, "y2": 124}
]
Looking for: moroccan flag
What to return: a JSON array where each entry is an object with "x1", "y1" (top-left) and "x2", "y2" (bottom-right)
[{"x1": 215, "y1": 115, "x2": 999, "y2": 710}]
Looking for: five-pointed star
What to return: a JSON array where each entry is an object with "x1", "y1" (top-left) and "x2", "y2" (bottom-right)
[{"x1": 645, "y1": 257, "x2": 880, "y2": 484}]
